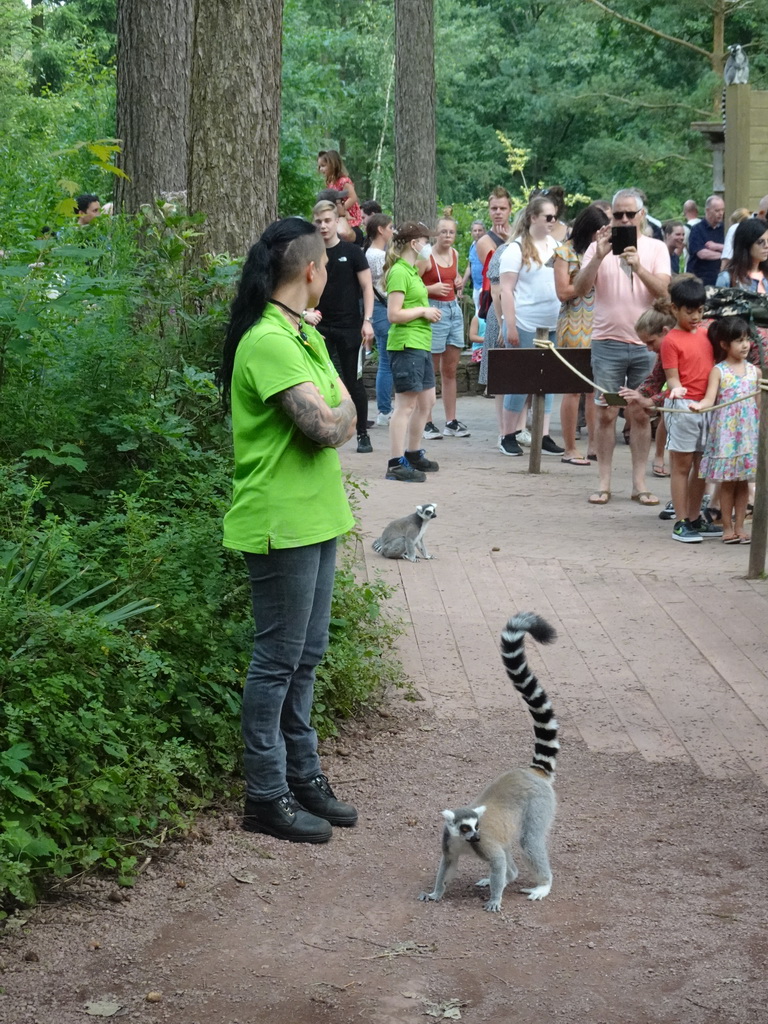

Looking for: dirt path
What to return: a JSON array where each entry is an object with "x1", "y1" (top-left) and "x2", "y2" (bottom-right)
[{"x1": 3, "y1": 398, "x2": 768, "y2": 1024}]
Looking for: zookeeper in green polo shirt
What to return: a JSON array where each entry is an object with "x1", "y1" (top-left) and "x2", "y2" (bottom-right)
[
  {"x1": 383, "y1": 221, "x2": 443, "y2": 483},
  {"x1": 220, "y1": 217, "x2": 358, "y2": 845}
]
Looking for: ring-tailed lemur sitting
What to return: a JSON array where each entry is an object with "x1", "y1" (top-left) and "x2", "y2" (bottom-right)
[
  {"x1": 419, "y1": 612, "x2": 559, "y2": 913},
  {"x1": 372, "y1": 503, "x2": 437, "y2": 562}
]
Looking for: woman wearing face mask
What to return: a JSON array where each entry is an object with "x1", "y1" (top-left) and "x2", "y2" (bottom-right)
[
  {"x1": 499, "y1": 196, "x2": 565, "y2": 456},
  {"x1": 382, "y1": 223, "x2": 442, "y2": 482}
]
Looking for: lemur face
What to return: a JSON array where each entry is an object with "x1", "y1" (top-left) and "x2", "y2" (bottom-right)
[{"x1": 416, "y1": 503, "x2": 437, "y2": 521}]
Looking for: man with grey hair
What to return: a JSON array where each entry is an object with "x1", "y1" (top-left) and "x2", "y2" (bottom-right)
[
  {"x1": 573, "y1": 187, "x2": 671, "y2": 506},
  {"x1": 686, "y1": 195, "x2": 724, "y2": 285}
]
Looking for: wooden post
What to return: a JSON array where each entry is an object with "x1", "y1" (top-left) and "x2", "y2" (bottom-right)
[
  {"x1": 747, "y1": 386, "x2": 768, "y2": 578},
  {"x1": 526, "y1": 328, "x2": 551, "y2": 474}
]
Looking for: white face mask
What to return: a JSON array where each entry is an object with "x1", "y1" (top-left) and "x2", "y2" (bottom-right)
[{"x1": 414, "y1": 242, "x2": 432, "y2": 260}]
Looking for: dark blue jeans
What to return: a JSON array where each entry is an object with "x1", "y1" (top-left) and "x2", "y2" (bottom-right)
[
  {"x1": 242, "y1": 539, "x2": 337, "y2": 801},
  {"x1": 372, "y1": 299, "x2": 393, "y2": 414}
]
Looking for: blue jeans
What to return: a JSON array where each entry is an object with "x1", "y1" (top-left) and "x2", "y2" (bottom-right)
[
  {"x1": 241, "y1": 539, "x2": 337, "y2": 800},
  {"x1": 502, "y1": 326, "x2": 555, "y2": 415},
  {"x1": 373, "y1": 300, "x2": 393, "y2": 414}
]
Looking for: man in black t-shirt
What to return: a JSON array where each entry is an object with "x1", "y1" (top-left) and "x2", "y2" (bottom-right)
[{"x1": 312, "y1": 200, "x2": 375, "y2": 453}]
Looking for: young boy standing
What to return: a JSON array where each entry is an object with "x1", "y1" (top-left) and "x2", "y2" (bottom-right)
[{"x1": 661, "y1": 277, "x2": 723, "y2": 543}]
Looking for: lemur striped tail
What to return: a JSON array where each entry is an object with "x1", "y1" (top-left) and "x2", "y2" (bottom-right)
[{"x1": 500, "y1": 612, "x2": 559, "y2": 776}]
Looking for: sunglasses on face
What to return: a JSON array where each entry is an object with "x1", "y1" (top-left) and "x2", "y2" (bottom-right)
[
  {"x1": 543, "y1": 214, "x2": 558, "y2": 223},
  {"x1": 613, "y1": 209, "x2": 639, "y2": 220}
]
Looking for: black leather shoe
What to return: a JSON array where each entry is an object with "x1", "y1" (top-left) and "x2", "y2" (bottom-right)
[
  {"x1": 242, "y1": 793, "x2": 332, "y2": 843},
  {"x1": 290, "y1": 774, "x2": 358, "y2": 827}
]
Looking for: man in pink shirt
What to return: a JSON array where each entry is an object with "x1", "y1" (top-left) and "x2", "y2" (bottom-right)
[{"x1": 573, "y1": 188, "x2": 671, "y2": 506}]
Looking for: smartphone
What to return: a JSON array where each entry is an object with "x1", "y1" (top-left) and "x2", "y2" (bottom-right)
[
  {"x1": 611, "y1": 225, "x2": 637, "y2": 256},
  {"x1": 603, "y1": 392, "x2": 628, "y2": 407}
]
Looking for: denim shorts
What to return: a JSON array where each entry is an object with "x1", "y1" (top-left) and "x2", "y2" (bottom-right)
[
  {"x1": 389, "y1": 348, "x2": 436, "y2": 393},
  {"x1": 591, "y1": 340, "x2": 656, "y2": 407},
  {"x1": 664, "y1": 399, "x2": 709, "y2": 453},
  {"x1": 429, "y1": 299, "x2": 464, "y2": 354}
]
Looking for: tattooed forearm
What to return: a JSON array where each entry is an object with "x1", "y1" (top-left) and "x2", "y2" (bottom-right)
[{"x1": 279, "y1": 382, "x2": 357, "y2": 447}]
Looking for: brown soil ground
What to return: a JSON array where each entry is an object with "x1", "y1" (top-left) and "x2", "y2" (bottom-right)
[{"x1": 2, "y1": 397, "x2": 767, "y2": 1024}]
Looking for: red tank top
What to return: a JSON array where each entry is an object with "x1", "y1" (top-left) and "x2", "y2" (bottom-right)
[{"x1": 422, "y1": 249, "x2": 458, "y2": 301}]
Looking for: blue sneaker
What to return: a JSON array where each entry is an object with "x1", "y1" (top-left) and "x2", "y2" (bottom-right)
[
  {"x1": 672, "y1": 520, "x2": 702, "y2": 544},
  {"x1": 385, "y1": 457, "x2": 426, "y2": 482},
  {"x1": 690, "y1": 516, "x2": 723, "y2": 539}
]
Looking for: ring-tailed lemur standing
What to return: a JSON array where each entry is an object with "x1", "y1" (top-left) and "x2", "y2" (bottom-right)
[
  {"x1": 372, "y1": 502, "x2": 437, "y2": 562},
  {"x1": 419, "y1": 612, "x2": 559, "y2": 913},
  {"x1": 722, "y1": 44, "x2": 750, "y2": 136}
]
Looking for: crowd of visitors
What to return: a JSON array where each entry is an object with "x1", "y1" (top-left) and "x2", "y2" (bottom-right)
[{"x1": 219, "y1": 163, "x2": 765, "y2": 839}]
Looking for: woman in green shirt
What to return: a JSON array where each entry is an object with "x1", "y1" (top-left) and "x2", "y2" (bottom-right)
[
  {"x1": 220, "y1": 218, "x2": 358, "y2": 844},
  {"x1": 384, "y1": 222, "x2": 442, "y2": 482}
]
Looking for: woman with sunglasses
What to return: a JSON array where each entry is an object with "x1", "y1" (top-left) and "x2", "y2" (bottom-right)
[
  {"x1": 716, "y1": 217, "x2": 768, "y2": 294},
  {"x1": 498, "y1": 195, "x2": 565, "y2": 455}
]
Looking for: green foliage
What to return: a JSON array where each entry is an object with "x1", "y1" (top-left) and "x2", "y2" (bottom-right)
[{"x1": 0, "y1": 170, "x2": 404, "y2": 908}]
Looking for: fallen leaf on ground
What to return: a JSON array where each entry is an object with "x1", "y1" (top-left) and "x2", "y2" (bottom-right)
[
  {"x1": 230, "y1": 871, "x2": 256, "y2": 884},
  {"x1": 84, "y1": 998, "x2": 121, "y2": 1017}
]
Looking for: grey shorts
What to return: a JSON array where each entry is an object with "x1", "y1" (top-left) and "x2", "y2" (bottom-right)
[
  {"x1": 591, "y1": 339, "x2": 656, "y2": 407},
  {"x1": 664, "y1": 399, "x2": 709, "y2": 453},
  {"x1": 389, "y1": 348, "x2": 436, "y2": 394}
]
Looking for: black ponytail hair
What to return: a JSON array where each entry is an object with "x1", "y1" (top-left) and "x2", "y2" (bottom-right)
[
  {"x1": 706, "y1": 316, "x2": 750, "y2": 359},
  {"x1": 218, "y1": 217, "x2": 323, "y2": 410}
]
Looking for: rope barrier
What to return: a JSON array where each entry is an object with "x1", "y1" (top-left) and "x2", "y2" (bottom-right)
[{"x1": 532, "y1": 339, "x2": 767, "y2": 414}]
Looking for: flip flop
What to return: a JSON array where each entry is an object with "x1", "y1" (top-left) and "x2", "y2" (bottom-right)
[
  {"x1": 722, "y1": 534, "x2": 740, "y2": 544},
  {"x1": 631, "y1": 492, "x2": 660, "y2": 506},
  {"x1": 738, "y1": 534, "x2": 751, "y2": 545},
  {"x1": 652, "y1": 464, "x2": 670, "y2": 478},
  {"x1": 561, "y1": 456, "x2": 592, "y2": 466},
  {"x1": 588, "y1": 490, "x2": 611, "y2": 505}
]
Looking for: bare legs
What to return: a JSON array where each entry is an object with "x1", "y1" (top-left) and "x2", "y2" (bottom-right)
[
  {"x1": 669, "y1": 450, "x2": 705, "y2": 522},
  {"x1": 720, "y1": 479, "x2": 750, "y2": 540},
  {"x1": 560, "y1": 391, "x2": 594, "y2": 460},
  {"x1": 431, "y1": 346, "x2": 462, "y2": 424},
  {"x1": 390, "y1": 388, "x2": 437, "y2": 458}
]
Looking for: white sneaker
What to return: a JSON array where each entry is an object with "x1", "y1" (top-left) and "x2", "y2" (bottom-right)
[
  {"x1": 517, "y1": 429, "x2": 532, "y2": 447},
  {"x1": 375, "y1": 412, "x2": 391, "y2": 426},
  {"x1": 443, "y1": 419, "x2": 471, "y2": 437},
  {"x1": 423, "y1": 421, "x2": 443, "y2": 440}
]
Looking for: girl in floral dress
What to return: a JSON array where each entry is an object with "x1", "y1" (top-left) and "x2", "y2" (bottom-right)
[{"x1": 690, "y1": 317, "x2": 760, "y2": 544}]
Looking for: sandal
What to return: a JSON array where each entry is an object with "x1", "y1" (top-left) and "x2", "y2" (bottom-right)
[
  {"x1": 631, "y1": 492, "x2": 660, "y2": 506},
  {"x1": 722, "y1": 534, "x2": 740, "y2": 545},
  {"x1": 588, "y1": 490, "x2": 611, "y2": 505},
  {"x1": 652, "y1": 463, "x2": 670, "y2": 478}
]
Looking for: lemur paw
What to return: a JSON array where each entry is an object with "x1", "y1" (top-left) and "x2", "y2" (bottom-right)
[
  {"x1": 520, "y1": 883, "x2": 551, "y2": 901},
  {"x1": 418, "y1": 891, "x2": 440, "y2": 902},
  {"x1": 474, "y1": 877, "x2": 491, "y2": 888},
  {"x1": 483, "y1": 898, "x2": 502, "y2": 912}
]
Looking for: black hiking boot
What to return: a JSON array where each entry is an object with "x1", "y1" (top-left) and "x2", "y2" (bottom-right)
[
  {"x1": 242, "y1": 792, "x2": 332, "y2": 843},
  {"x1": 290, "y1": 774, "x2": 358, "y2": 827}
]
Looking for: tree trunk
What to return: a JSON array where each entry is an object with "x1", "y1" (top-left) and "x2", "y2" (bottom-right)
[
  {"x1": 393, "y1": 0, "x2": 436, "y2": 226},
  {"x1": 115, "y1": 0, "x2": 193, "y2": 212},
  {"x1": 188, "y1": 0, "x2": 283, "y2": 257}
]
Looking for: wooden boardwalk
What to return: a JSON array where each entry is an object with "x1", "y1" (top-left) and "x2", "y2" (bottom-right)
[{"x1": 347, "y1": 396, "x2": 768, "y2": 788}]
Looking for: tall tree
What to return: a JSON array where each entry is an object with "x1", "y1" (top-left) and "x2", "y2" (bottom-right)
[
  {"x1": 393, "y1": 0, "x2": 436, "y2": 224},
  {"x1": 115, "y1": 0, "x2": 193, "y2": 212},
  {"x1": 188, "y1": 0, "x2": 283, "y2": 256}
]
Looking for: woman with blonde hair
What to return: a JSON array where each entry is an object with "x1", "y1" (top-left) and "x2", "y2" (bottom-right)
[
  {"x1": 498, "y1": 195, "x2": 565, "y2": 456},
  {"x1": 382, "y1": 222, "x2": 442, "y2": 481}
]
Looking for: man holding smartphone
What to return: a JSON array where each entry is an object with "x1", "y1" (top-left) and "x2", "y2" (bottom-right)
[{"x1": 573, "y1": 188, "x2": 671, "y2": 507}]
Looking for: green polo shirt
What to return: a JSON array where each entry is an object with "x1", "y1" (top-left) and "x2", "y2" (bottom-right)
[
  {"x1": 223, "y1": 303, "x2": 354, "y2": 554},
  {"x1": 385, "y1": 259, "x2": 432, "y2": 351}
]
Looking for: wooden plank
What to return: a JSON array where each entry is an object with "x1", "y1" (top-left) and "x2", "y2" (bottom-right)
[
  {"x1": 595, "y1": 569, "x2": 753, "y2": 781},
  {"x1": 642, "y1": 575, "x2": 768, "y2": 784},
  {"x1": 429, "y1": 553, "x2": 507, "y2": 716},
  {"x1": 489, "y1": 555, "x2": 638, "y2": 756},
  {"x1": 534, "y1": 561, "x2": 690, "y2": 765},
  {"x1": 397, "y1": 557, "x2": 479, "y2": 718}
]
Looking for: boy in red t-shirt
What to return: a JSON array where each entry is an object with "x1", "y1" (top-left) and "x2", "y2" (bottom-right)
[{"x1": 661, "y1": 276, "x2": 722, "y2": 543}]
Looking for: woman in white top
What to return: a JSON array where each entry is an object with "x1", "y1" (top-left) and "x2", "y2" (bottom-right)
[
  {"x1": 365, "y1": 214, "x2": 395, "y2": 424},
  {"x1": 499, "y1": 196, "x2": 564, "y2": 455}
]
